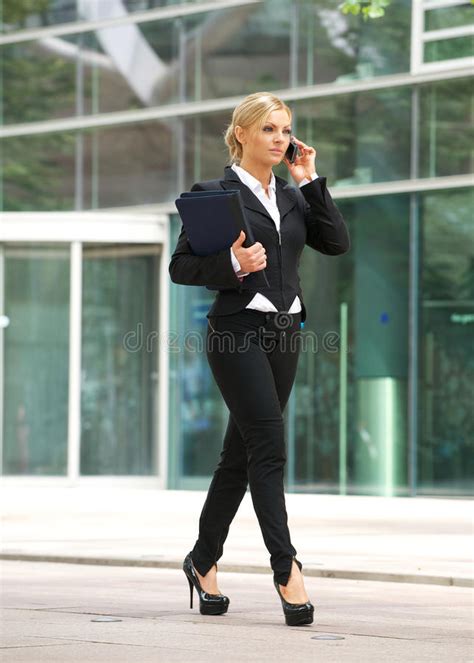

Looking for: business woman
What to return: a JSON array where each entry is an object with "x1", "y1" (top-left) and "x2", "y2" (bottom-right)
[{"x1": 169, "y1": 92, "x2": 350, "y2": 626}]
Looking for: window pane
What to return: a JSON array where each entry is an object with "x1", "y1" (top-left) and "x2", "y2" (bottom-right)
[
  {"x1": 80, "y1": 244, "x2": 160, "y2": 476},
  {"x1": 1, "y1": 120, "x2": 178, "y2": 210},
  {"x1": 293, "y1": 88, "x2": 412, "y2": 186},
  {"x1": 424, "y1": 35, "x2": 474, "y2": 63},
  {"x1": 81, "y1": 122, "x2": 178, "y2": 208},
  {"x1": 2, "y1": 244, "x2": 70, "y2": 475},
  {"x1": 425, "y1": 5, "x2": 474, "y2": 31},
  {"x1": 2, "y1": 132, "x2": 76, "y2": 211},
  {"x1": 1, "y1": 40, "x2": 76, "y2": 125},
  {"x1": 418, "y1": 188, "x2": 474, "y2": 496},
  {"x1": 297, "y1": 0, "x2": 411, "y2": 85},
  {"x1": 183, "y1": 0, "x2": 291, "y2": 101},
  {"x1": 290, "y1": 195, "x2": 410, "y2": 495},
  {"x1": 168, "y1": 215, "x2": 227, "y2": 488},
  {"x1": 1, "y1": 23, "x2": 180, "y2": 125},
  {"x1": 182, "y1": 112, "x2": 230, "y2": 191},
  {"x1": 419, "y1": 77, "x2": 473, "y2": 179}
]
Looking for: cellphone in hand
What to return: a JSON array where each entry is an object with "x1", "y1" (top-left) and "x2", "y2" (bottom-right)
[{"x1": 285, "y1": 138, "x2": 299, "y2": 164}]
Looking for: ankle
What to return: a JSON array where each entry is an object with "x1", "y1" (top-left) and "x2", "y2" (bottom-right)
[{"x1": 196, "y1": 564, "x2": 217, "y2": 583}]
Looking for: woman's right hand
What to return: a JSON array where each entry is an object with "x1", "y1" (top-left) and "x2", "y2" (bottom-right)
[{"x1": 231, "y1": 231, "x2": 267, "y2": 272}]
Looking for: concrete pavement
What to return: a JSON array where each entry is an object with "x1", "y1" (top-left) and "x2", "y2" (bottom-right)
[
  {"x1": 1, "y1": 486, "x2": 473, "y2": 661},
  {"x1": 0, "y1": 486, "x2": 472, "y2": 586},
  {"x1": 1, "y1": 560, "x2": 473, "y2": 662}
]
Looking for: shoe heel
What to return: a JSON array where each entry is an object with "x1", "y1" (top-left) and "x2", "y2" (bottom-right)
[{"x1": 186, "y1": 574, "x2": 194, "y2": 609}]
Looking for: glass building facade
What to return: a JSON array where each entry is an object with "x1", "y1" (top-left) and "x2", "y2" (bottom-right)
[{"x1": 0, "y1": 0, "x2": 472, "y2": 496}]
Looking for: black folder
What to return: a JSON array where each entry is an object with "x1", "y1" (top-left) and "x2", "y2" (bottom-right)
[{"x1": 175, "y1": 189, "x2": 269, "y2": 287}]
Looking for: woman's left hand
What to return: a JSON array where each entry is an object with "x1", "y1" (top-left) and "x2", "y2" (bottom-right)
[{"x1": 283, "y1": 137, "x2": 317, "y2": 184}]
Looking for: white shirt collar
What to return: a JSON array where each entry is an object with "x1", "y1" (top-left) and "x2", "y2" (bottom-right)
[{"x1": 231, "y1": 163, "x2": 276, "y2": 194}]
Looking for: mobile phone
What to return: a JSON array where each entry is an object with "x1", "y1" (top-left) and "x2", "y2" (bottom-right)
[{"x1": 285, "y1": 138, "x2": 299, "y2": 164}]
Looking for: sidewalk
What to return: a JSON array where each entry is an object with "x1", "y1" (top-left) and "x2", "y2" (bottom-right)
[
  {"x1": 1, "y1": 486, "x2": 472, "y2": 587},
  {"x1": 2, "y1": 560, "x2": 472, "y2": 662}
]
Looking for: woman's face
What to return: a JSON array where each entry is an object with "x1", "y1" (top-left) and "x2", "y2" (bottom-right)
[{"x1": 236, "y1": 109, "x2": 292, "y2": 167}]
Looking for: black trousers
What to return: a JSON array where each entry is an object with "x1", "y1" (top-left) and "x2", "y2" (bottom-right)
[{"x1": 190, "y1": 308, "x2": 304, "y2": 586}]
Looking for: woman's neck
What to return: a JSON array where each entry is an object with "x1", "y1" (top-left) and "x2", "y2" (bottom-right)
[{"x1": 238, "y1": 160, "x2": 272, "y2": 190}]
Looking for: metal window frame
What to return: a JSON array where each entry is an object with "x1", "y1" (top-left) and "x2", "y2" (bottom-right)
[
  {"x1": 424, "y1": 25, "x2": 474, "y2": 42},
  {"x1": 0, "y1": 246, "x2": 4, "y2": 477},
  {"x1": 0, "y1": 0, "x2": 263, "y2": 46},
  {"x1": 412, "y1": 0, "x2": 473, "y2": 74},
  {"x1": 0, "y1": 212, "x2": 167, "y2": 242},
  {"x1": 423, "y1": 0, "x2": 472, "y2": 11},
  {"x1": 67, "y1": 241, "x2": 81, "y2": 482},
  {"x1": 129, "y1": 174, "x2": 473, "y2": 219},
  {"x1": 1, "y1": 66, "x2": 473, "y2": 140}
]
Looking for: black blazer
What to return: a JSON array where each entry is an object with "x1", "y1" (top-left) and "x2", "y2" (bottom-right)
[{"x1": 169, "y1": 166, "x2": 350, "y2": 322}]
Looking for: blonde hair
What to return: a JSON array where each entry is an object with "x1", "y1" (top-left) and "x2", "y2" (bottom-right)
[{"x1": 223, "y1": 92, "x2": 292, "y2": 165}]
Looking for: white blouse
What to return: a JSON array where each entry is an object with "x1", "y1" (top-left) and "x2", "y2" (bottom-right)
[{"x1": 230, "y1": 163, "x2": 318, "y2": 313}]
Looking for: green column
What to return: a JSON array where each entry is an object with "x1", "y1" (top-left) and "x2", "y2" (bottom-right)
[{"x1": 353, "y1": 197, "x2": 409, "y2": 496}]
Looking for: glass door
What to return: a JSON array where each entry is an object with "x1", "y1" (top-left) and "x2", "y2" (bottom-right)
[
  {"x1": 418, "y1": 188, "x2": 474, "y2": 495},
  {"x1": 0, "y1": 241, "x2": 161, "y2": 478},
  {"x1": 80, "y1": 244, "x2": 161, "y2": 476},
  {"x1": 1, "y1": 243, "x2": 70, "y2": 475}
]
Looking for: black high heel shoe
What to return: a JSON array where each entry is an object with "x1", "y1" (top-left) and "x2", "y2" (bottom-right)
[
  {"x1": 183, "y1": 552, "x2": 230, "y2": 616},
  {"x1": 274, "y1": 558, "x2": 314, "y2": 626}
]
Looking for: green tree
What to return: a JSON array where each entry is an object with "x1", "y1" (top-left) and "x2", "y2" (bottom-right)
[
  {"x1": 340, "y1": 0, "x2": 473, "y2": 20},
  {"x1": 1, "y1": 0, "x2": 50, "y2": 26},
  {"x1": 339, "y1": 0, "x2": 392, "y2": 20}
]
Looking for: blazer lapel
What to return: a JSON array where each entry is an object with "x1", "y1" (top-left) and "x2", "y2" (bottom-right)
[
  {"x1": 275, "y1": 176, "x2": 297, "y2": 221},
  {"x1": 219, "y1": 166, "x2": 296, "y2": 223}
]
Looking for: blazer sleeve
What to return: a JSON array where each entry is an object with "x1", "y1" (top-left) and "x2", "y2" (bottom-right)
[
  {"x1": 296, "y1": 176, "x2": 350, "y2": 255},
  {"x1": 168, "y1": 182, "x2": 243, "y2": 288}
]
